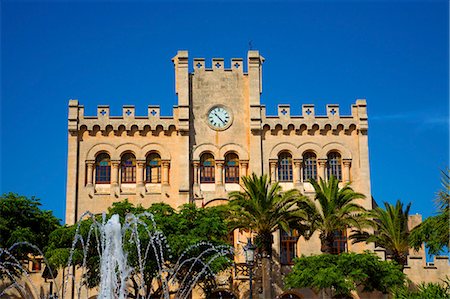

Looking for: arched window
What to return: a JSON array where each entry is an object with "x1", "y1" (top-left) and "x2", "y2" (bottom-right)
[
  {"x1": 331, "y1": 230, "x2": 347, "y2": 255},
  {"x1": 278, "y1": 152, "x2": 293, "y2": 182},
  {"x1": 200, "y1": 153, "x2": 215, "y2": 183},
  {"x1": 303, "y1": 152, "x2": 317, "y2": 181},
  {"x1": 225, "y1": 153, "x2": 239, "y2": 183},
  {"x1": 280, "y1": 229, "x2": 298, "y2": 265},
  {"x1": 121, "y1": 153, "x2": 136, "y2": 183},
  {"x1": 95, "y1": 153, "x2": 111, "y2": 184},
  {"x1": 327, "y1": 152, "x2": 342, "y2": 181},
  {"x1": 146, "y1": 153, "x2": 161, "y2": 183}
]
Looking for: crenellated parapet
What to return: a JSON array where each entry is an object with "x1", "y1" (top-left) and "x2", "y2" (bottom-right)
[
  {"x1": 404, "y1": 255, "x2": 450, "y2": 285},
  {"x1": 68, "y1": 100, "x2": 183, "y2": 135},
  {"x1": 259, "y1": 99, "x2": 368, "y2": 135},
  {"x1": 192, "y1": 57, "x2": 245, "y2": 72}
]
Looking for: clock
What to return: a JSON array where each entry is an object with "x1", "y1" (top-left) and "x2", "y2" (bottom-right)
[{"x1": 207, "y1": 105, "x2": 233, "y2": 131}]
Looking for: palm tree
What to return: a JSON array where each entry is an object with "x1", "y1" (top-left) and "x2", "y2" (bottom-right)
[
  {"x1": 227, "y1": 173, "x2": 307, "y2": 299},
  {"x1": 350, "y1": 200, "x2": 411, "y2": 270},
  {"x1": 300, "y1": 176, "x2": 367, "y2": 254}
]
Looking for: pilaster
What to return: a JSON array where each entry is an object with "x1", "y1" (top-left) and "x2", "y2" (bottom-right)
[
  {"x1": 269, "y1": 159, "x2": 277, "y2": 183},
  {"x1": 161, "y1": 160, "x2": 170, "y2": 185},
  {"x1": 111, "y1": 160, "x2": 120, "y2": 198},
  {"x1": 293, "y1": 159, "x2": 302, "y2": 187},
  {"x1": 193, "y1": 161, "x2": 200, "y2": 185},
  {"x1": 343, "y1": 159, "x2": 352, "y2": 183},
  {"x1": 136, "y1": 160, "x2": 146, "y2": 197},
  {"x1": 240, "y1": 160, "x2": 249, "y2": 178},
  {"x1": 318, "y1": 159, "x2": 327, "y2": 180}
]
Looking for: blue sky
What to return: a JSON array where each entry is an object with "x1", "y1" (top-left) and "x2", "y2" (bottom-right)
[{"x1": 1, "y1": 0, "x2": 448, "y2": 224}]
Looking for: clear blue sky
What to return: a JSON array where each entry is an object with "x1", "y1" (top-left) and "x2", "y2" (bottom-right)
[{"x1": 1, "y1": 0, "x2": 448, "y2": 224}]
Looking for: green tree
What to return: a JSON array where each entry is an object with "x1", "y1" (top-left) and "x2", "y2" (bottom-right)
[
  {"x1": 351, "y1": 200, "x2": 411, "y2": 270},
  {"x1": 300, "y1": 176, "x2": 366, "y2": 254},
  {"x1": 0, "y1": 193, "x2": 60, "y2": 278},
  {"x1": 227, "y1": 173, "x2": 307, "y2": 299},
  {"x1": 410, "y1": 170, "x2": 449, "y2": 255},
  {"x1": 284, "y1": 252, "x2": 406, "y2": 298}
]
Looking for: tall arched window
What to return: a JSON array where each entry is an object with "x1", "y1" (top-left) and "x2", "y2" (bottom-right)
[
  {"x1": 225, "y1": 153, "x2": 239, "y2": 183},
  {"x1": 95, "y1": 153, "x2": 111, "y2": 184},
  {"x1": 278, "y1": 152, "x2": 293, "y2": 182},
  {"x1": 121, "y1": 153, "x2": 136, "y2": 183},
  {"x1": 200, "y1": 153, "x2": 215, "y2": 183},
  {"x1": 303, "y1": 152, "x2": 317, "y2": 181},
  {"x1": 327, "y1": 152, "x2": 342, "y2": 181},
  {"x1": 146, "y1": 153, "x2": 161, "y2": 183}
]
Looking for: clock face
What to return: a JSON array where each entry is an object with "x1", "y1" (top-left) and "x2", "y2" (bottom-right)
[{"x1": 207, "y1": 106, "x2": 232, "y2": 130}]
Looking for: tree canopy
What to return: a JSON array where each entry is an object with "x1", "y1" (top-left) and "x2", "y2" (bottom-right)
[
  {"x1": 0, "y1": 192, "x2": 61, "y2": 281},
  {"x1": 0, "y1": 193, "x2": 61, "y2": 252},
  {"x1": 284, "y1": 252, "x2": 406, "y2": 298},
  {"x1": 351, "y1": 200, "x2": 411, "y2": 270},
  {"x1": 299, "y1": 176, "x2": 366, "y2": 254}
]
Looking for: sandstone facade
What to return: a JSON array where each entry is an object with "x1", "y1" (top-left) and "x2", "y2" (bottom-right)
[{"x1": 62, "y1": 50, "x2": 448, "y2": 298}]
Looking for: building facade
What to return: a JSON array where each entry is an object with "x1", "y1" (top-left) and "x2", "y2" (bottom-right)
[{"x1": 65, "y1": 50, "x2": 376, "y2": 297}]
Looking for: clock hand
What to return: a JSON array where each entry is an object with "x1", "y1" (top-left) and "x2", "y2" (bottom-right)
[{"x1": 213, "y1": 113, "x2": 225, "y2": 124}]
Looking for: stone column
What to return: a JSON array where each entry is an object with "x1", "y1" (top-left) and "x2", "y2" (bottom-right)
[
  {"x1": 193, "y1": 161, "x2": 200, "y2": 185},
  {"x1": 111, "y1": 160, "x2": 120, "y2": 197},
  {"x1": 269, "y1": 159, "x2": 277, "y2": 183},
  {"x1": 136, "y1": 160, "x2": 145, "y2": 186},
  {"x1": 86, "y1": 160, "x2": 95, "y2": 187},
  {"x1": 111, "y1": 160, "x2": 120, "y2": 185},
  {"x1": 343, "y1": 159, "x2": 352, "y2": 183},
  {"x1": 216, "y1": 160, "x2": 224, "y2": 185},
  {"x1": 293, "y1": 159, "x2": 302, "y2": 186},
  {"x1": 318, "y1": 159, "x2": 327, "y2": 180},
  {"x1": 240, "y1": 160, "x2": 249, "y2": 177},
  {"x1": 161, "y1": 160, "x2": 170, "y2": 185},
  {"x1": 136, "y1": 160, "x2": 146, "y2": 197}
]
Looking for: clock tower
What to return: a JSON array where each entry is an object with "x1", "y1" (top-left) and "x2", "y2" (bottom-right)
[{"x1": 172, "y1": 51, "x2": 264, "y2": 204}]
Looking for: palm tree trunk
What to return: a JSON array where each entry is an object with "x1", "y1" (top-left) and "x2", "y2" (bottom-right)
[
  {"x1": 261, "y1": 255, "x2": 272, "y2": 299},
  {"x1": 392, "y1": 251, "x2": 407, "y2": 272},
  {"x1": 320, "y1": 233, "x2": 334, "y2": 254},
  {"x1": 259, "y1": 234, "x2": 273, "y2": 299}
]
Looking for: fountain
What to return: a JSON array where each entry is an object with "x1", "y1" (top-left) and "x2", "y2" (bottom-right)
[{"x1": 0, "y1": 211, "x2": 233, "y2": 299}]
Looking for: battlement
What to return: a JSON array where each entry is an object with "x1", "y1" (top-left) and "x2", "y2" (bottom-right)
[
  {"x1": 190, "y1": 50, "x2": 264, "y2": 74},
  {"x1": 404, "y1": 255, "x2": 450, "y2": 285},
  {"x1": 68, "y1": 100, "x2": 180, "y2": 134},
  {"x1": 260, "y1": 100, "x2": 368, "y2": 133},
  {"x1": 68, "y1": 99, "x2": 368, "y2": 135},
  {"x1": 192, "y1": 58, "x2": 245, "y2": 72}
]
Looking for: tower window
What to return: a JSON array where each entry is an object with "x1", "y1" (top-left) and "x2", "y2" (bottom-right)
[
  {"x1": 200, "y1": 153, "x2": 215, "y2": 183},
  {"x1": 95, "y1": 153, "x2": 111, "y2": 184},
  {"x1": 146, "y1": 153, "x2": 161, "y2": 183},
  {"x1": 121, "y1": 153, "x2": 136, "y2": 183},
  {"x1": 303, "y1": 152, "x2": 317, "y2": 181},
  {"x1": 327, "y1": 152, "x2": 342, "y2": 181},
  {"x1": 225, "y1": 153, "x2": 239, "y2": 183},
  {"x1": 278, "y1": 152, "x2": 293, "y2": 182}
]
